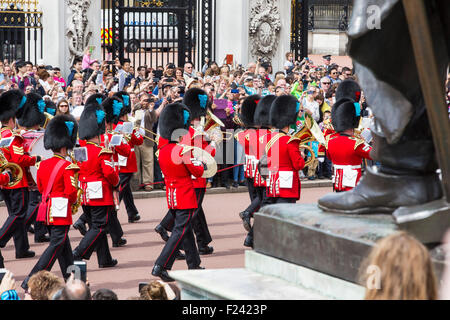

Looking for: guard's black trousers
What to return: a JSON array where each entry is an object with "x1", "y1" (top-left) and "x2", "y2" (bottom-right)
[
  {"x1": 77, "y1": 209, "x2": 124, "y2": 245},
  {"x1": 119, "y1": 173, "x2": 139, "y2": 219},
  {"x1": 25, "y1": 190, "x2": 48, "y2": 241},
  {"x1": 160, "y1": 188, "x2": 212, "y2": 249},
  {"x1": 155, "y1": 208, "x2": 200, "y2": 270},
  {"x1": 73, "y1": 205, "x2": 113, "y2": 266},
  {"x1": 21, "y1": 225, "x2": 73, "y2": 289},
  {"x1": 0, "y1": 188, "x2": 30, "y2": 256}
]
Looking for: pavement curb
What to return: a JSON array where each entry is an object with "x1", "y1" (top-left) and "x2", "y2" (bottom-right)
[{"x1": 0, "y1": 180, "x2": 332, "y2": 206}]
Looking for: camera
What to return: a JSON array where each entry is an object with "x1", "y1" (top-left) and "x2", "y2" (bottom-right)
[
  {"x1": 113, "y1": 77, "x2": 119, "y2": 84},
  {"x1": 167, "y1": 96, "x2": 172, "y2": 103}
]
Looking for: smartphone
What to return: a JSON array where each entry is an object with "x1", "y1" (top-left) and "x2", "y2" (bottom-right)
[
  {"x1": 138, "y1": 282, "x2": 148, "y2": 292},
  {"x1": 74, "y1": 261, "x2": 87, "y2": 282},
  {"x1": 226, "y1": 54, "x2": 233, "y2": 65},
  {"x1": 166, "y1": 77, "x2": 173, "y2": 83},
  {"x1": 0, "y1": 268, "x2": 6, "y2": 283},
  {"x1": 106, "y1": 61, "x2": 115, "y2": 65}
]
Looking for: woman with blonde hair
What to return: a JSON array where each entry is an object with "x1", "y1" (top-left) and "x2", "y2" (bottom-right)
[{"x1": 360, "y1": 231, "x2": 438, "y2": 300}]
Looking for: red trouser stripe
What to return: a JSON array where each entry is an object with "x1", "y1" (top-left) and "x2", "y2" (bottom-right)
[
  {"x1": 44, "y1": 227, "x2": 68, "y2": 270},
  {"x1": 163, "y1": 210, "x2": 192, "y2": 268}
]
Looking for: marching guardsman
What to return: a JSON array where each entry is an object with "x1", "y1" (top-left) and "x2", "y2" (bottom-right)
[
  {"x1": 17, "y1": 92, "x2": 51, "y2": 243},
  {"x1": 72, "y1": 102, "x2": 120, "y2": 268},
  {"x1": 0, "y1": 90, "x2": 38, "y2": 267},
  {"x1": 113, "y1": 91, "x2": 144, "y2": 223},
  {"x1": 155, "y1": 88, "x2": 215, "y2": 256},
  {"x1": 21, "y1": 114, "x2": 79, "y2": 290},
  {"x1": 234, "y1": 95, "x2": 260, "y2": 232},
  {"x1": 265, "y1": 95, "x2": 305, "y2": 203},
  {"x1": 242, "y1": 95, "x2": 277, "y2": 248},
  {"x1": 324, "y1": 80, "x2": 372, "y2": 192},
  {"x1": 152, "y1": 102, "x2": 205, "y2": 282}
]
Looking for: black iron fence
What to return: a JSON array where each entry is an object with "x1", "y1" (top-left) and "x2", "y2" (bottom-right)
[
  {"x1": 308, "y1": 0, "x2": 353, "y2": 31},
  {"x1": 102, "y1": 0, "x2": 216, "y2": 70},
  {"x1": 0, "y1": 0, "x2": 43, "y2": 64}
]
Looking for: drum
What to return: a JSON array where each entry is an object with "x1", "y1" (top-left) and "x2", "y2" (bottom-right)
[{"x1": 22, "y1": 131, "x2": 54, "y2": 183}]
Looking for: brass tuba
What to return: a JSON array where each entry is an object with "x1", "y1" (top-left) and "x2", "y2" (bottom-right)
[
  {"x1": 291, "y1": 114, "x2": 325, "y2": 167},
  {"x1": 203, "y1": 110, "x2": 233, "y2": 143},
  {"x1": 0, "y1": 151, "x2": 23, "y2": 188},
  {"x1": 68, "y1": 152, "x2": 83, "y2": 215}
]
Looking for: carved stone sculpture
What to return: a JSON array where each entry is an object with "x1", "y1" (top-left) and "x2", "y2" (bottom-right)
[
  {"x1": 66, "y1": 0, "x2": 92, "y2": 65},
  {"x1": 249, "y1": 0, "x2": 281, "y2": 59}
]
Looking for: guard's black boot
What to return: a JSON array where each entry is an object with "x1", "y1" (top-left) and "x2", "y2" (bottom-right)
[
  {"x1": 152, "y1": 265, "x2": 174, "y2": 282},
  {"x1": 244, "y1": 229, "x2": 254, "y2": 248},
  {"x1": 239, "y1": 211, "x2": 252, "y2": 232},
  {"x1": 154, "y1": 224, "x2": 169, "y2": 242},
  {"x1": 73, "y1": 219, "x2": 87, "y2": 236},
  {"x1": 318, "y1": 166, "x2": 442, "y2": 215}
]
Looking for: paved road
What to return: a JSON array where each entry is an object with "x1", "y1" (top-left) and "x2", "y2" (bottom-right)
[{"x1": 0, "y1": 187, "x2": 331, "y2": 300}]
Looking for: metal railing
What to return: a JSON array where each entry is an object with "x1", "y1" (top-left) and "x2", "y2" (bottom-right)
[{"x1": 308, "y1": 0, "x2": 352, "y2": 31}]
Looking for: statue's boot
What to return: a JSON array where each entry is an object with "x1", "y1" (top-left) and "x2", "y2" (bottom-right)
[{"x1": 318, "y1": 166, "x2": 442, "y2": 215}]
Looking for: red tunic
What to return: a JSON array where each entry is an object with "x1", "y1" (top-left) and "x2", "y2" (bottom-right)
[
  {"x1": 0, "y1": 128, "x2": 37, "y2": 189},
  {"x1": 180, "y1": 126, "x2": 216, "y2": 189},
  {"x1": 100, "y1": 132, "x2": 131, "y2": 174},
  {"x1": 266, "y1": 132, "x2": 305, "y2": 199},
  {"x1": 254, "y1": 129, "x2": 273, "y2": 187},
  {"x1": 78, "y1": 142, "x2": 119, "y2": 206},
  {"x1": 37, "y1": 156, "x2": 79, "y2": 226},
  {"x1": 113, "y1": 121, "x2": 144, "y2": 174},
  {"x1": 235, "y1": 128, "x2": 258, "y2": 179},
  {"x1": 158, "y1": 142, "x2": 205, "y2": 209},
  {"x1": 326, "y1": 133, "x2": 372, "y2": 192}
]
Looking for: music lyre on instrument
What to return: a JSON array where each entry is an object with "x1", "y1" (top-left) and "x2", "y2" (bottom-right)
[{"x1": 22, "y1": 131, "x2": 53, "y2": 185}]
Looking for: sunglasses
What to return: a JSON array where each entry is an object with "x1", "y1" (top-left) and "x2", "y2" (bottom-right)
[
  {"x1": 59, "y1": 104, "x2": 69, "y2": 107},
  {"x1": 321, "y1": 82, "x2": 331, "y2": 85}
]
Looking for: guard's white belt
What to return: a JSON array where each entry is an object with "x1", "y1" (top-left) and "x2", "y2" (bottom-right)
[
  {"x1": 131, "y1": 148, "x2": 135, "y2": 152},
  {"x1": 333, "y1": 164, "x2": 361, "y2": 170}
]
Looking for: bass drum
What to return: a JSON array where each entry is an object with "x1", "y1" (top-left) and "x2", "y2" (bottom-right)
[{"x1": 22, "y1": 131, "x2": 54, "y2": 184}]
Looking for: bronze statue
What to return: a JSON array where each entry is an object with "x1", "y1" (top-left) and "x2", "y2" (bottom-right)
[{"x1": 318, "y1": 0, "x2": 450, "y2": 244}]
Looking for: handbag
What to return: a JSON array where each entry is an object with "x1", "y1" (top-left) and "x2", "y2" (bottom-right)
[{"x1": 36, "y1": 159, "x2": 66, "y2": 222}]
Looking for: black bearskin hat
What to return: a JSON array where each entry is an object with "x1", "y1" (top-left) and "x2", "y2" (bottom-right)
[
  {"x1": 85, "y1": 93, "x2": 107, "y2": 106},
  {"x1": 44, "y1": 114, "x2": 78, "y2": 151},
  {"x1": 239, "y1": 94, "x2": 260, "y2": 127},
  {"x1": 183, "y1": 88, "x2": 210, "y2": 120},
  {"x1": 113, "y1": 91, "x2": 131, "y2": 116},
  {"x1": 270, "y1": 95, "x2": 299, "y2": 129},
  {"x1": 331, "y1": 98, "x2": 360, "y2": 132},
  {"x1": 45, "y1": 99, "x2": 57, "y2": 117},
  {"x1": 0, "y1": 89, "x2": 25, "y2": 122},
  {"x1": 17, "y1": 92, "x2": 46, "y2": 128},
  {"x1": 78, "y1": 103, "x2": 107, "y2": 140},
  {"x1": 158, "y1": 103, "x2": 191, "y2": 142},
  {"x1": 102, "y1": 96, "x2": 124, "y2": 125},
  {"x1": 254, "y1": 95, "x2": 276, "y2": 127},
  {"x1": 335, "y1": 79, "x2": 362, "y2": 103}
]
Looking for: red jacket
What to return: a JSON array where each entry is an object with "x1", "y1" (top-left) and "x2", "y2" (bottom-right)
[
  {"x1": 100, "y1": 132, "x2": 131, "y2": 174},
  {"x1": 253, "y1": 128, "x2": 273, "y2": 187},
  {"x1": 37, "y1": 156, "x2": 79, "y2": 225},
  {"x1": 266, "y1": 132, "x2": 305, "y2": 199},
  {"x1": 113, "y1": 121, "x2": 144, "y2": 173},
  {"x1": 180, "y1": 126, "x2": 216, "y2": 189},
  {"x1": 159, "y1": 142, "x2": 204, "y2": 209},
  {"x1": 78, "y1": 142, "x2": 119, "y2": 206},
  {"x1": 235, "y1": 128, "x2": 258, "y2": 179},
  {"x1": 326, "y1": 133, "x2": 372, "y2": 192},
  {"x1": 0, "y1": 128, "x2": 37, "y2": 189}
]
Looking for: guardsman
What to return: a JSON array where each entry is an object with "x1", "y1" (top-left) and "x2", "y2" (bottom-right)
[
  {"x1": 265, "y1": 95, "x2": 305, "y2": 204},
  {"x1": 242, "y1": 95, "x2": 277, "y2": 248},
  {"x1": 152, "y1": 102, "x2": 205, "y2": 282},
  {"x1": 234, "y1": 95, "x2": 260, "y2": 232},
  {"x1": 0, "y1": 90, "x2": 38, "y2": 267},
  {"x1": 17, "y1": 92, "x2": 50, "y2": 243},
  {"x1": 155, "y1": 88, "x2": 215, "y2": 256},
  {"x1": 113, "y1": 91, "x2": 144, "y2": 223},
  {"x1": 72, "y1": 102, "x2": 119, "y2": 268},
  {"x1": 21, "y1": 114, "x2": 79, "y2": 290}
]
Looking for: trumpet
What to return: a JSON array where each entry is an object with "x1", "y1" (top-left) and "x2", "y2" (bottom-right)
[
  {"x1": 68, "y1": 152, "x2": 83, "y2": 215},
  {"x1": 0, "y1": 151, "x2": 23, "y2": 188},
  {"x1": 42, "y1": 112, "x2": 54, "y2": 129},
  {"x1": 202, "y1": 110, "x2": 233, "y2": 143}
]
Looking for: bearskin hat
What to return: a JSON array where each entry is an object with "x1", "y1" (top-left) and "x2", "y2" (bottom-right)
[
  {"x1": 158, "y1": 103, "x2": 191, "y2": 142},
  {"x1": 102, "y1": 96, "x2": 124, "y2": 125},
  {"x1": 16, "y1": 92, "x2": 46, "y2": 128},
  {"x1": 78, "y1": 103, "x2": 106, "y2": 140},
  {"x1": 270, "y1": 95, "x2": 300, "y2": 129},
  {"x1": 0, "y1": 89, "x2": 25, "y2": 122},
  {"x1": 254, "y1": 95, "x2": 276, "y2": 127},
  {"x1": 85, "y1": 93, "x2": 107, "y2": 107},
  {"x1": 183, "y1": 88, "x2": 210, "y2": 120},
  {"x1": 44, "y1": 114, "x2": 78, "y2": 151},
  {"x1": 331, "y1": 98, "x2": 360, "y2": 132},
  {"x1": 45, "y1": 99, "x2": 57, "y2": 116},
  {"x1": 113, "y1": 91, "x2": 131, "y2": 116},
  {"x1": 335, "y1": 79, "x2": 362, "y2": 103},
  {"x1": 239, "y1": 94, "x2": 260, "y2": 127}
]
